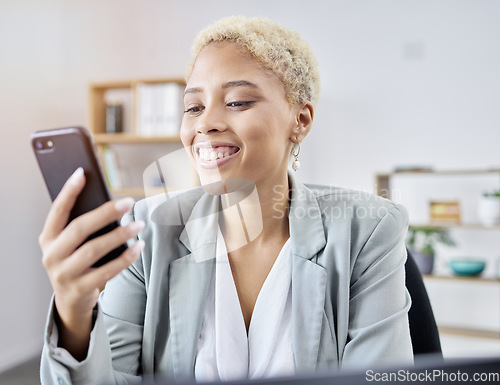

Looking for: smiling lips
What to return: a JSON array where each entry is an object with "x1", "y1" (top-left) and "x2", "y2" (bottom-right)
[{"x1": 196, "y1": 144, "x2": 240, "y2": 169}]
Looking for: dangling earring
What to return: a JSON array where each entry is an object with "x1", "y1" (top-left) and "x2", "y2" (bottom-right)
[{"x1": 292, "y1": 143, "x2": 301, "y2": 171}]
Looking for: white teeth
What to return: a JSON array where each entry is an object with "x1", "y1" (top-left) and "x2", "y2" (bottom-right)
[{"x1": 198, "y1": 147, "x2": 236, "y2": 161}]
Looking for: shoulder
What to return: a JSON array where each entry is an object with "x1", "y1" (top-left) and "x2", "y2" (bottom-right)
[
  {"x1": 120, "y1": 186, "x2": 208, "y2": 276},
  {"x1": 120, "y1": 186, "x2": 208, "y2": 233},
  {"x1": 305, "y1": 183, "x2": 407, "y2": 221},
  {"x1": 300, "y1": 184, "x2": 409, "y2": 287},
  {"x1": 131, "y1": 186, "x2": 207, "y2": 223},
  {"x1": 304, "y1": 183, "x2": 408, "y2": 249}
]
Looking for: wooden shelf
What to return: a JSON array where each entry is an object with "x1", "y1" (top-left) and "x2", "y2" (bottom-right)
[
  {"x1": 376, "y1": 168, "x2": 500, "y2": 198},
  {"x1": 93, "y1": 133, "x2": 182, "y2": 144},
  {"x1": 376, "y1": 168, "x2": 500, "y2": 233},
  {"x1": 88, "y1": 77, "x2": 200, "y2": 196},
  {"x1": 438, "y1": 326, "x2": 500, "y2": 340},
  {"x1": 380, "y1": 168, "x2": 500, "y2": 176},
  {"x1": 423, "y1": 274, "x2": 500, "y2": 284},
  {"x1": 88, "y1": 77, "x2": 186, "y2": 136},
  {"x1": 410, "y1": 223, "x2": 500, "y2": 230}
]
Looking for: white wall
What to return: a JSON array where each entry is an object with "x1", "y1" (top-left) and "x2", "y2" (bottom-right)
[
  {"x1": 1, "y1": 0, "x2": 499, "y2": 371},
  {"x1": 308, "y1": 0, "x2": 500, "y2": 190},
  {"x1": 0, "y1": 0, "x2": 64, "y2": 371}
]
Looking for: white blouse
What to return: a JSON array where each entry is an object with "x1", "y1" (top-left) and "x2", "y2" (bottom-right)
[{"x1": 194, "y1": 230, "x2": 295, "y2": 382}]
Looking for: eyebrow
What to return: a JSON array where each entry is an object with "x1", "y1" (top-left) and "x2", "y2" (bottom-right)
[
  {"x1": 184, "y1": 80, "x2": 259, "y2": 95},
  {"x1": 184, "y1": 86, "x2": 203, "y2": 95},
  {"x1": 222, "y1": 80, "x2": 259, "y2": 90}
]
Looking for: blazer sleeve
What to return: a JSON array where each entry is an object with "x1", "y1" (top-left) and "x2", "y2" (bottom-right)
[
  {"x1": 342, "y1": 203, "x2": 413, "y2": 367},
  {"x1": 40, "y1": 208, "x2": 145, "y2": 385}
]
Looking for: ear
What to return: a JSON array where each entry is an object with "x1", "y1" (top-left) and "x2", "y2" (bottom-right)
[{"x1": 290, "y1": 101, "x2": 314, "y2": 144}]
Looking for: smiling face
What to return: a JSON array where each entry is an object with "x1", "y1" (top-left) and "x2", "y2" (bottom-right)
[{"x1": 180, "y1": 42, "x2": 309, "y2": 192}]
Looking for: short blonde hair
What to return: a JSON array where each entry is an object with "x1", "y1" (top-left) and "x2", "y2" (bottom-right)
[{"x1": 186, "y1": 16, "x2": 320, "y2": 107}]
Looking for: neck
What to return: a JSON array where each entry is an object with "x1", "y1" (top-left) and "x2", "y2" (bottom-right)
[{"x1": 220, "y1": 173, "x2": 290, "y2": 253}]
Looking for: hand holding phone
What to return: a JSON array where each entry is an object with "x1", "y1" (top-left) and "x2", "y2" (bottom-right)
[
  {"x1": 32, "y1": 126, "x2": 129, "y2": 267},
  {"x1": 32, "y1": 127, "x2": 145, "y2": 360}
]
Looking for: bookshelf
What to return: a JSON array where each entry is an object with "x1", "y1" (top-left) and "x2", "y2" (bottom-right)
[
  {"x1": 88, "y1": 78, "x2": 199, "y2": 197},
  {"x1": 376, "y1": 168, "x2": 500, "y2": 228},
  {"x1": 376, "y1": 168, "x2": 500, "y2": 199},
  {"x1": 377, "y1": 169, "x2": 500, "y2": 344}
]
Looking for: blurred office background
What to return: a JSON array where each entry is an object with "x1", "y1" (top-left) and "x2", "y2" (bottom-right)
[{"x1": 1, "y1": 0, "x2": 499, "y2": 377}]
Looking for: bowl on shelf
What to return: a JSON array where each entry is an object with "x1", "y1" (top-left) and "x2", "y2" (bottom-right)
[{"x1": 449, "y1": 258, "x2": 486, "y2": 277}]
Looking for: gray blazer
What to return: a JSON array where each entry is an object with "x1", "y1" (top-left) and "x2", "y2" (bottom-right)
[{"x1": 41, "y1": 174, "x2": 413, "y2": 385}]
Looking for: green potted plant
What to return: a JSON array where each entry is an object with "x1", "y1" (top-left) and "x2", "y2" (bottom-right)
[
  {"x1": 478, "y1": 190, "x2": 500, "y2": 226},
  {"x1": 406, "y1": 226, "x2": 456, "y2": 274}
]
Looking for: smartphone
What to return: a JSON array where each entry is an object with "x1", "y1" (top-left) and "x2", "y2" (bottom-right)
[{"x1": 31, "y1": 126, "x2": 128, "y2": 267}]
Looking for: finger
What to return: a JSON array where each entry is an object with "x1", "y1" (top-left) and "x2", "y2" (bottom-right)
[
  {"x1": 78, "y1": 240, "x2": 145, "y2": 290},
  {"x1": 40, "y1": 167, "x2": 86, "y2": 245},
  {"x1": 45, "y1": 196, "x2": 135, "y2": 265},
  {"x1": 62, "y1": 220, "x2": 145, "y2": 278}
]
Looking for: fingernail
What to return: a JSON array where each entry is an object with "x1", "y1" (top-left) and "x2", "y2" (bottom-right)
[
  {"x1": 70, "y1": 167, "x2": 84, "y2": 185},
  {"x1": 128, "y1": 220, "x2": 145, "y2": 234},
  {"x1": 115, "y1": 197, "x2": 135, "y2": 212},
  {"x1": 130, "y1": 239, "x2": 145, "y2": 253}
]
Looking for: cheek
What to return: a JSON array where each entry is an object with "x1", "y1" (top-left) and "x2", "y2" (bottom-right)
[
  {"x1": 244, "y1": 108, "x2": 289, "y2": 140},
  {"x1": 254, "y1": 112, "x2": 293, "y2": 146},
  {"x1": 180, "y1": 119, "x2": 192, "y2": 147},
  {"x1": 242, "y1": 120, "x2": 291, "y2": 162}
]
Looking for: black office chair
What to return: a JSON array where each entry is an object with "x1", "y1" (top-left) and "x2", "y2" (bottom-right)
[{"x1": 405, "y1": 249, "x2": 443, "y2": 357}]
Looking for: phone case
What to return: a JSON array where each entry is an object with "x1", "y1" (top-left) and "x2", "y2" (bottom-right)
[{"x1": 31, "y1": 126, "x2": 127, "y2": 267}]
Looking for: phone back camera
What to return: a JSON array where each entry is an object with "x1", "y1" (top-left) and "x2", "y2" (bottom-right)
[{"x1": 35, "y1": 139, "x2": 55, "y2": 152}]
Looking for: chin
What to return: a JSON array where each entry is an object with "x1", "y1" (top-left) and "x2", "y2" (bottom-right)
[{"x1": 198, "y1": 171, "x2": 257, "y2": 197}]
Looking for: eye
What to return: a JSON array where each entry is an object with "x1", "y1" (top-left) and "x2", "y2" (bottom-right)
[
  {"x1": 226, "y1": 101, "x2": 256, "y2": 110},
  {"x1": 184, "y1": 105, "x2": 205, "y2": 116}
]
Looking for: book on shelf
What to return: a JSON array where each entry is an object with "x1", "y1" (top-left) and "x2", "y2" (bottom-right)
[
  {"x1": 136, "y1": 82, "x2": 184, "y2": 137},
  {"x1": 100, "y1": 145, "x2": 123, "y2": 189}
]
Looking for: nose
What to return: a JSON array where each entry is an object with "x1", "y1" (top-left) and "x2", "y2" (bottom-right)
[{"x1": 194, "y1": 105, "x2": 228, "y2": 135}]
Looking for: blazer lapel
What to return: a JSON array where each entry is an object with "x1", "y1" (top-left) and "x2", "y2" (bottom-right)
[
  {"x1": 289, "y1": 174, "x2": 328, "y2": 372},
  {"x1": 168, "y1": 193, "x2": 219, "y2": 379},
  {"x1": 165, "y1": 175, "x2": 329, "y2": 376},
  {"x1": 291, "y1": 257, "x2": 327, "y2": 372}
]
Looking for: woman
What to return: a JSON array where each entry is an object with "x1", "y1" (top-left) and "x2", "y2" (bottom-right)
[{"x1": 40, "y1": 16, "x2": 412, "y2": 385}]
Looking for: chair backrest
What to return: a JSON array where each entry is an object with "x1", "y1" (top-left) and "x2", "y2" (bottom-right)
[{"x1": 405, "y1": 249, "x2": 443, "y2": 356}]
